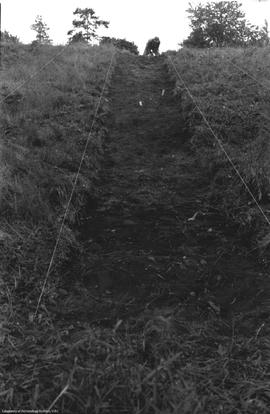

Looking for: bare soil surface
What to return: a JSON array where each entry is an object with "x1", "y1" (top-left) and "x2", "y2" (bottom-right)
[{"x1": 59, "y1": 53, "x2": 269, "y2": 327}]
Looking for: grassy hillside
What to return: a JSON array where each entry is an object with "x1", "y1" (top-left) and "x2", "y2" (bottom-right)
[
  {"x1": 167, "y1": 47, "x2": 270, "y2": 253},
  {"x1": 0, "y1": 42, "x2": 115, "y2": 325},
  {"x1": 0, "y1": 45, "x2": 115, "y2": 289},
  {"x1": 1, "y1": 44, "x2": 270, "y2": 413}
]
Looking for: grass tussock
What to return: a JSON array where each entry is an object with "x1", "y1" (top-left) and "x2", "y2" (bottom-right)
[{"x1": 167, "y1": 46, "x2": 270, "y2": 251}]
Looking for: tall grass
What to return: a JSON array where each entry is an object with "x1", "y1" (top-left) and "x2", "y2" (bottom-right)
[
  {"x1": 0, "y1": 42, "x2": 115, "y2": 293},
  {"x1": 167, "y1": 46, "x2": 270, "y2": 248}
]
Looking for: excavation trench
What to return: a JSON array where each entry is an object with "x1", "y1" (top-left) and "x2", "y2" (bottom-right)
[
  {"x1": 60, "y1": 53, "x2": 268, "y2": 324},
  {"x1": 79, "y1": 54, "x2": 196, "y2": 291}
]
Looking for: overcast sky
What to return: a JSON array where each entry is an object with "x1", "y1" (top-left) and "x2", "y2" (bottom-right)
[{"x1": 1, "y1": 0, "x2": 270, "y2": 52}]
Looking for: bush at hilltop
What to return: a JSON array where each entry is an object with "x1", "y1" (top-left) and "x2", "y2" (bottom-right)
[
  {"x1": 1, "y1": 30, "x2": 20, "y2": 43},
  {"x1": 100, "y1": 37, "x2": 139, "y2": 55}
]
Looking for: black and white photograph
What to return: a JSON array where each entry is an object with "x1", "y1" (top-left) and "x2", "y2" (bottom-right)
[{"x1": 0, "y1": 0, "x2": 270, "y2": 412}]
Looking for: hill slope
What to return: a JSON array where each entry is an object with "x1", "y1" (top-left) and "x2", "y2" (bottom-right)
[{"x1": 2, "y1": 50, "x2": 270, "y2": 413}]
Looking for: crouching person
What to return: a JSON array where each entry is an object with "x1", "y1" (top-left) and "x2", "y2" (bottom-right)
[{"x1": 143, "y1": 37, "x2": 160, "y2": 56}]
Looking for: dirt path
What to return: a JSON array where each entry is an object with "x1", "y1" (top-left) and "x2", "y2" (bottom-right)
[
  {"x1": 62, "y1": 53, "x2": 268, "y2": 324},
  {"x1": 82, "y1": 55, "x2": 202, "y2": 292}
]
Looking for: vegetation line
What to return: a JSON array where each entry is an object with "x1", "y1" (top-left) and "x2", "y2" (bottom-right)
[
  {"x1": 168, "y1": 55, "x2": 270, "y2": 227},
  {"x1": 0, "y1": 45, "x2": 70, "y2": 105},
  {"x1": 34, "y1": 50, "x2": 116, "y2": 318}
]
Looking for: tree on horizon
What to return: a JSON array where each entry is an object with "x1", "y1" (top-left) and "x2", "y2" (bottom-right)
[
  {"x1": 31, "y1": 15, "x2": 51, "y2": 45},
  {"x1": 182, "y1": 1, "x2": 269, "y2": 48},
  {"x1": 68, "y1": 8, "x2": 109, "y2": 44}
]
